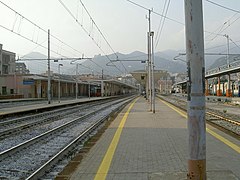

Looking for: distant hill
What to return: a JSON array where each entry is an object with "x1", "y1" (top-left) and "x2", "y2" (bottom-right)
[
  {"x1": 82, "y1": 51, "x2": 187, "y2": 76},
  {"x1": 23, "y1": 50, "x2": 240, "y2": 75},
  {"x1": 208, "y1": 55, "x2": 240, "y2": 70}
]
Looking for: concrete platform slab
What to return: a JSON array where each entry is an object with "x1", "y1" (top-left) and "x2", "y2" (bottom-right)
[{"x1": 68, "y1": 97, "x2": 240, "y2": 180}]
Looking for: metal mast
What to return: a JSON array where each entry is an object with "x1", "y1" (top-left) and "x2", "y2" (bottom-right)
[{"x1": 184, "y1": 0, "x2": 206, "y2": 179}]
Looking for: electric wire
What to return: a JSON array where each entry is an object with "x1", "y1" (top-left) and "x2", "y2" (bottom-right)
[
  {"x1": 126, "y1": 0, "x2": 184, "y2": 25},
  {"x1": 229, "y1": 38, "x2": 240, "y2": 51},
  {"x1": 155, "y1": 0, "x2": 167, "y2": 43},
  {"x1": 205, "y1": 0, "x2": 240, "y2": 14},
  {"x1": 0, "y1": 24, "x2": 67, "y2": 58},
  {"x1": 0, "y1": 0, "x2": 84, "y2": 58},
  {"x1": 58, "y1": 0, "x2": 124, "y2": 75},
  {"x1": 155, "y1": 0, "x2": 171, "y2": 49},
  {"x1": 78, "y1": 0, "x2": 128, "y2": 74}
]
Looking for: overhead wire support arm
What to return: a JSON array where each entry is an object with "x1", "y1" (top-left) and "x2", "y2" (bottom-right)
[{"x1": 17, "y1": 57, "x2": 93, "y2": 61}]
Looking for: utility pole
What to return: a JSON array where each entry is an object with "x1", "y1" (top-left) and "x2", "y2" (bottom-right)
[
  {"x1": 151, "y1": 31, "x2": 155, "y2": 113},
  {"x1": 184, "y1": 0, "x2": 206, "y2": 179},
  {"x1": 47, "y1": 29, "x2": 51, "y2": 104}
]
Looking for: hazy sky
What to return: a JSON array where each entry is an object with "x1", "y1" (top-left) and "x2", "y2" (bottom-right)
[{"x1": 0, "y1": 0, "x2": 240, "y2": 74}]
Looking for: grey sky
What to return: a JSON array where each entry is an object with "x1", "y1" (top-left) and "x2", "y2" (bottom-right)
[{"x1": 0, "y1": 0, "x2": 240, "y2": 64}]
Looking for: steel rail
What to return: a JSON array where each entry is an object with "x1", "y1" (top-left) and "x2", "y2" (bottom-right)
[
  {"x1": 207, "y1": 111, "x2": 240, "y2": 126},
  {"x1": 25, "y1": 97, "x2": 133, "y2": 180},
  {"x1": 157, "y1": 95, "x2": 240, "y2": 135},
  {"x1": 0, "y1": 97, "x2": 132, "y2": 161},
  {"x1": 0, "y1": 99, "x2": 115, "y2": 138}
]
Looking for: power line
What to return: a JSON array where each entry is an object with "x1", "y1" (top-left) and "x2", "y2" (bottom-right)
[
  {"x1": 79, "y1": 0, "x2": 116, "y2": 58},
  {"x1": 229, "y1": 38, "x2": 240, "y2": 51},
  {"x1": 205, "y1": 0, "x2": 240, "y2": 14},
  {"x1": 155, "y1": 0, "x2": 171, "y2": 49},
  {"x1": 0, "y1": 0, "x2": 84, "y2": 58},
  {"x1": 126, "y1": 0, "x2": 184, "y2": 25},
  {"x1": 58, "y1": 0, "x2": 125, "y2": 75},
  {"x1": 205, "y1": 14, "x2": 240, "y2": 48},
  {"x1": 155, "y1": 0, "x2": 168, "y2": 43},
  {"x1": 78, "y1": 0, "x2": 128, "y2": 74},
  {"x1": 0, "y1": 24, "x2": 67, "y2": 58}
]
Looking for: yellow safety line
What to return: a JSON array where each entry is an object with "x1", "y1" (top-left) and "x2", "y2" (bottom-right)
[
  {"x1": 159, "y1": 99, "x2": 240, "y2": 154},
  {"x1": 94, "y1": 97, "x2": 139, "y2": 180},
  {"x1": 206, "y1": 128, "x2": 240, "y2": 153}
]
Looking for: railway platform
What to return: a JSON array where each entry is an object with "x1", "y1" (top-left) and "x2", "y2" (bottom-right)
[
  {"x1": 57, "y1": 96, "x2": 240, "y2": 180},
  {"x1": 0, "y1": 96, "x2": 111, "y2": 117}
]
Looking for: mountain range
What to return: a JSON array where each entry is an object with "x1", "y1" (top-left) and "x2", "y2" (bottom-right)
[{"x1": 20, "y1": 49, "x2": 240, "y2": 76}]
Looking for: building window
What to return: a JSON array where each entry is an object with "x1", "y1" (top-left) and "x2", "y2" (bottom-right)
[
  {"x1": 2, "y1": 86, "x2": 7, "y2": 95},
  {"x1": 10, "y1": 89, "x2": 14, "y2": 94}
]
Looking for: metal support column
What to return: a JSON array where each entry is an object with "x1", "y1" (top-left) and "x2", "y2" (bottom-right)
[
  {"x1": 184, "y1": 0, "x2": 206, "y2": 179},
  {"x1": 151, "y1": 31, "x2": 155, "y2": 113}
]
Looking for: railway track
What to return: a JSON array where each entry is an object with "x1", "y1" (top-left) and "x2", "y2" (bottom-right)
[
  {"x1": 0, "y1": 98, "x2": 117, "y2": 139},
  {"x1": 0, "y1": 96, "x2": 135, "y2": 179},
  {"x1": 158, "y1": 95, "x2": 240, "y2": 136}
]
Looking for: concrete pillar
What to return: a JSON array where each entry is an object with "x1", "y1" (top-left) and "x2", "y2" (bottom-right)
[
  {"x1": 217, "y1": 76, "x2": 222, "y2": 96},
  {"x1": 212, "y1": 78, "x2": 215, "y2": 95},
  {"x1": 184, "y1": 0, "x2": 206, "y2": 179},
  {"x1": 226, "y1": 74, "x2": 232, "y2": 97},
  {"x1": 37, "y1": 80, "x2": 41, "y2": 98},
  {"x1": 205, "y1": 79, "x2": 209, "y2": 96},
  {"x1": 101, "y1": 80, "x2": 104, "y2": 97}
]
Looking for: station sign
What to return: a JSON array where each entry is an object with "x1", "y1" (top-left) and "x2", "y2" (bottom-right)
[{"x1": 23, "y1": 79, "x2": 35, "y2": 85}]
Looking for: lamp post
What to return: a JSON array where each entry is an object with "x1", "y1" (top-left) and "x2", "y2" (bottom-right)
[{"x1": 58, "y1": 64, "x2": 63, "y2": 103}]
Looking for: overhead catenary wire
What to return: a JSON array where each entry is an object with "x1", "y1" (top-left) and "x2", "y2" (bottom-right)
[
  {"x1": 205, "y1": 0, "x2": 240, "y2": 14},
  {"x1": 126, "y1": 0, "x2": 184, "y2": 25},
  {"x1": 155, "y1": 0, "x2": 168, "y2": 43},
  {"x1": 0, "y1": 24, "x2": 68, "y2": 58},
  {"x1": 155, "y1": 0, "x2": 171, "y2": 49},
  {"x1": 58, "y1": 0, "x2": 125, "y2": 75},
  {"x1": 229, "y1": 38, "x2": 240, "y2": 51},
  {"x1": 0, "y1": 0, "x2": 85, "y2": 58},
  {"x1": 126, "y1": 0, "x2": 239, "y2": 56},
  {"x1": 205, "y1": 14, "x2": 240, "y2": 48},
  {"x1": 78, "y1": 0, "x2": 128, "y2": 74},
  {"x1": 0, "y1": 0, "x2": 113, "y2": 76}
]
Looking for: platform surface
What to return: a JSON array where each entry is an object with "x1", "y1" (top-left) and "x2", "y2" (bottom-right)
[
  {"x1": 68, "y1": 97, "x2": 240, "y2": 180},
  {"x1": 0, "y1": 97, "x2": 109, "y2": 116}
]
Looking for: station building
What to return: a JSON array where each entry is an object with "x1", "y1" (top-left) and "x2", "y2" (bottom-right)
[{"x1": 0, "y1": 73, "x2": 137, "y2": 99}]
